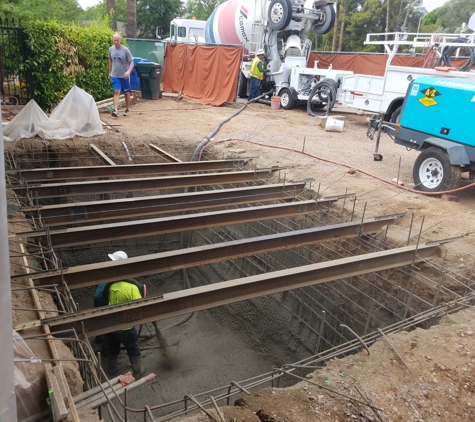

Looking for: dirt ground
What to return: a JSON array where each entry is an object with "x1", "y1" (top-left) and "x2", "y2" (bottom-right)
[
  {"x1": 100, "y1": 93, "x2": 475, "y2": 421},
  {"x1": 6, "y1": 91, "x2": 475, "y2": 421}
]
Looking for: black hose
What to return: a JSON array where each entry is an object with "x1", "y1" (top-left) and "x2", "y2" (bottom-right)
[
  {"x1": 437, "y1": 37, "x2": 475, "y2": 72},
  {"x1": 191, "y1": 89, "x2": 274, "y2": 161},
  {"x1": 307, "y1": 81, "x2": 337, "y2": 117}
]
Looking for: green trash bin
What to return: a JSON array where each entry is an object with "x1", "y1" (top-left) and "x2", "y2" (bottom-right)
[{"x1": 135, "y1": 62, "x2": 162, "y2": 100}]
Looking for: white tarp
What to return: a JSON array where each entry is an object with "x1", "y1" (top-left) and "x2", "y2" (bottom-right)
[{"x1": 3, "y1": 85, "x2": 104, "y2": 142}]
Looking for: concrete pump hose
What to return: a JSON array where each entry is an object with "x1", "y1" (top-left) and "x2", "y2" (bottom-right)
[
  {"x1": 438, "y1": 37, "x2": 475, "y2": 72},
  {"x1": 307, "y1": 81, "x2": 337, "y2": 118},
  {"x1": 191, "y1": 90, "x2": 274, "y2": 161}
]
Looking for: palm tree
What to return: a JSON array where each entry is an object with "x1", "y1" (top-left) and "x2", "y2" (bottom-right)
[
  {"x1": 127, "y1": 0, "x2": 137, "y2": 38},
  {"x1": 338, "y1": 0, "x2": 353, "y2": 51},
  {"x1": 332, "y1": 2, "x2": 340, "y2": 52},
  {"x1": 107, "y1": 0, "x2": 117, "y2": 30}
]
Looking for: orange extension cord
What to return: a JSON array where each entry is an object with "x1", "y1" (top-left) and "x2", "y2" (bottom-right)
[{"x1": 200, "y1": 137, "x2": 475, "y2": 196}]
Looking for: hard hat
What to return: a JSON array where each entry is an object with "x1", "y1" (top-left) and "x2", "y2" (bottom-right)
[
  {"x1": 108, "y1": 251, "x2": 128, "y2": 260},
  {"x1": 256, "y1": 49, "x2": 265, "y2": 56}
]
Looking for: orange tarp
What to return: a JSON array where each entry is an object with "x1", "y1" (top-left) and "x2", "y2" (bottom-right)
[
  {"x1": 162, "y1": 43, "x2": 243, "y2": 106},
  {"x1": 308, "y1": 54, "x2": 426, "y2": 76},
  {"x1": 308, "y1": 53, "x2": 468, "y2": 76}
]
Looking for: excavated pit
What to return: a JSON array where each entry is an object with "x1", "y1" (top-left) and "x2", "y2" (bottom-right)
[{"x1": 6, "y1": 138, "x2": 471, "y2": 421}]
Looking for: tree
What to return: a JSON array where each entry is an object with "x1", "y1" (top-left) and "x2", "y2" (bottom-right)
[
  {"x1": 136, "y1": 0, "x2": 183, "y2": 39},
  {"x1": 81, "y1": 0, "x2": 127, "y2": 26},
  {"x1": 437, "y1": 0, "x2": 475, "y2": 32},
  {"x1": 419, "y1": 10, "x2": 440, "y2": 33},
  {"x1": 331, "y1": 2, "x2": 340, "y2": 52},
  {"x1": 107, "y1": 0, "x2": 117, "y2": 30},
  {"x1": 0, "y1": 0, "x2": 82, "y2": 22},
  {"x1": 127, "y1": 0, "x2": 137, "y2": 37},
  {"x1": 182, "y1": 0, "x2": 222, "y2": 21},
  {"x1": 345, "y1": 0, "x2": 385, "y2": 52},
  {"x1": 336, "y1": 0, "x2": 358, "y2": 51}
]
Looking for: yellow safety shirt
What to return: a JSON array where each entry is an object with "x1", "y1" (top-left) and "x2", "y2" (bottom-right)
[
  {"x1": 250, "y1": 57, "x2": 264, "y2": 80},
  {"x1": 108, "y1": 281, "x2": 142, "y2": 330}
]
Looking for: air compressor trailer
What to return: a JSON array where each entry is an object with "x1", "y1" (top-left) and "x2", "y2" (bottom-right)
[{"x1": 369, "y1": 76, "x2": 475, "y2": 192}]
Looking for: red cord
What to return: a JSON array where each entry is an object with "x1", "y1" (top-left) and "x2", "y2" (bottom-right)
[{"x1": 200, "y1": 138, "x2": 475, "y2": 196}]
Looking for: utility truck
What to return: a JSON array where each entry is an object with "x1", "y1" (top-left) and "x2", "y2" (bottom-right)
[
  {"x1": 204, "y1": 0, "x2": 351, "y2": 109},
  {"x1": 342, "y1": 32, "x2": 475, "y2": 122},
  {"x1": 368, "y1": 76, "x2": 475, "y2": 193}
]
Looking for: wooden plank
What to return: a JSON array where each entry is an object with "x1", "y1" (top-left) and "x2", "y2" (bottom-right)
[
  {"x1": 19, "y1": 245, "x2": 81, "y2": 422},
  {"x1": 95, "y1": 94, "x2": 125, "y2": 107},
  {"x1": 90, "y1": 144, "x2": 116, "y2": 166},
  {"x1": 45, "y1": 363, "x2": 68, "y2": 421},
  {"x1": 149, "y1": 144, "x2": 182, "y2": 162}
]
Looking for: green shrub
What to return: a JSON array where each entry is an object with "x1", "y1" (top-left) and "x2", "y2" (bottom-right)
[{"x1": 25, "y1": 20, "x2": 114, "y2": 111}]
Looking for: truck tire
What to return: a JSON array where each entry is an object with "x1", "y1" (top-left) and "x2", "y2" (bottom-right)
[
  {"x1": 413, "y1": 147, "x2": 462, "y2": 192},
  {"x1": 312, "y1": 4, "x2": 336, "y2": 35},
  {"x1": 279, "y1": 88, "x2": 294, "y2": 110},
  {"x1": 238, "y1": 71, "x2": 248, "y2": 98},
  {"x1": 268, "y1": 0, "x2": 293, "y2": 31}
]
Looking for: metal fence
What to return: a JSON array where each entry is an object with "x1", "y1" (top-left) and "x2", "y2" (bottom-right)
[{"x1": 0, "y1": 17, "x2": 33, "y2": 105}]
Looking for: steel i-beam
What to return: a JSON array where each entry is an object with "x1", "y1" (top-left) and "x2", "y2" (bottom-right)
[
  {"x1": 21, "y1": 200, "x2": 319, "y2": 248},
  {"x1": 10, "y1": 160, "x2": 247, "y2": 183},
  {"x1": 13, "y1": 170, "x2": 271, "y2": 198},
  {"x1": 21, "y1": 183, "x2": 309, "y2": 225},
  {"x1": 31, "y1": 243, "x2": 439, "y2": 337},
  {"x1": 23, "y1": 215, "x2": 403, "y2": 288}
]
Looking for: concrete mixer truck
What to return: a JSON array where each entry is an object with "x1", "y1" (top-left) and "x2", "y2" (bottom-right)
[{"x1": 204, "y1": 0, "x2": 353, "y2": 110}]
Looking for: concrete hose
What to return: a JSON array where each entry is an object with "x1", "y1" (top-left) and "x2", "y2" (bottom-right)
[
  {"x1": 307, "y1": 81, "x2": 337, "y2": 117},
  {"x1": 438, "y1": 37, "x2": 475, "y2": 72}
]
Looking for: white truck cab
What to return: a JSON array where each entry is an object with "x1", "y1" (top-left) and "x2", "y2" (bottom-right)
[{"x1": 168, "y1": 18, "x2": 206, "y2": 44}]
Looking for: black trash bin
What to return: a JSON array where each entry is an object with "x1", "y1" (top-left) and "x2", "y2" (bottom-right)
[{"x1": 135, "y1": 62, "x2": 162, "y2": 100}]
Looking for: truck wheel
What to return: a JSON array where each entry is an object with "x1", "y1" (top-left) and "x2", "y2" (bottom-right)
[
  {"x1": 279, "y1": 88, "x2": 294, "y2": 110},
  {"x1": 413, "y1": 147, "x2": 462, "y2": 192},
  {"x1": 238, "y1": 71, "x2": 248, "y2": 98},
  {"x1": 268, "y1": 0, "x2": 293, "y2": 31},
  {"x1": 312, "y1": 4, "x2": 336, "y2": 35}
]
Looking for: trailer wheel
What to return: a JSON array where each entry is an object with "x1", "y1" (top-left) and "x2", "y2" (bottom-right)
[
  {"x1": 268, "y1": 0, "x2": 293, "y2": 31},
  {"x1": 413, "y1": 147, "x2": 462, "y2": 192},
  {"x1": 279, "y1": 88, "x2": 294, "y2": 110},
  {"x1": 312, "y1": 4, "x2": 336, "y2": 35}
]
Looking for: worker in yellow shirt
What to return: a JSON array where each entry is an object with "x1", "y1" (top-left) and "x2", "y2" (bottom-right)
[
  {"x1": 104, "y1": 251, "x2": 146, "y2": 379},
  {"x1": 248, "y1": 49, "x2": 268, "y2": 101}
]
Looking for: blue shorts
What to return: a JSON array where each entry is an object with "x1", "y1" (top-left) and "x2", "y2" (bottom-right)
[{"x1": 111, "y1": 77, "x2": 131, "y2": 93}]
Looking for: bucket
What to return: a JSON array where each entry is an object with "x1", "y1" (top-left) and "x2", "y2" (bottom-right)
[
  {"x1": 271, "y1": 96, "x2": 281, "y2": 110},
  {"x1": 325, "y1": 117, "x2": 345, "y2": 132}
]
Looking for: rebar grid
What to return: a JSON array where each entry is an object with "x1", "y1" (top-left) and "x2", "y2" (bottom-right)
[
  {"x1": 187, "y1": 205, "x2": 469, "y2": 359},
  {"x1": 6, "y1": 143, "x2": 473, "y2": 421},
  {"x1": 4, "y1": 142, "x2": 201, "y2": 171},
  {"x1": 142, "y1": 295, "x2": 475, "y2": 422}
]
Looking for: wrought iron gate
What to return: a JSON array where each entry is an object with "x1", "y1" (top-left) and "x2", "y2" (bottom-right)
[{"x1": 0, "y1": 18, "x2": 33, "y2": 105}]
